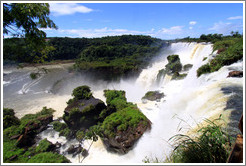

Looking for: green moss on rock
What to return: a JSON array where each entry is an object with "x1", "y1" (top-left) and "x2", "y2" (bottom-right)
[
  {"x1": 35, "y1": 139, "x2": 54, "y2": 153},
  {"x1": 27, "y1": 152, "x2": 70, "y2": 163},
  {"x1": 3, "y1": 108, "x2": 20, "y2": 130},
  {"x1": 183, "y1": 64, "x2": 193, "y2": 71},
  {"x1": 165, "y1": 54, "x2": 182, "y2": 74},
  {"x1": 142, "y1": 91, "x2": 164, "y2": 101},
  {"x1": 171, "y1": 72, "x2": 187, "y2": 80},
  {"x1": 101, "y1": 105, "x2": 148, "y2": 138}
]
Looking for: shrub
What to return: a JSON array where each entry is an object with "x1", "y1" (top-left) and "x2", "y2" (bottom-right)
[
  {"x1": 76, "y1": 130, "x2": 85, "y2": 142},
  {"x1": 30, "y1": 72, "x2": 39, "y2": 79},
  {"x1": 165, "y1": 55, "x2": 182, "y2": 74},
  {"x1": 3, "y1": 108, "x2": 20, "y2": 129},
  {"x1": 197, "y1": 64, "x2": 211, "y2": 77},
  {"x1": 104, "y1": 90, "x2": 126, "y2": 105},
  {"x1": 167, "y1": 54, "x2": 179, "y2": 63},
  {"x1": 52, "y1": 121, "x2": 67, "y2": 132},
  {"x1": 72, "y1": 85, "x2": 92, "y2": 100},
  {"x1": 59, "y1": 127, "x2": 72, "y2": 139}
]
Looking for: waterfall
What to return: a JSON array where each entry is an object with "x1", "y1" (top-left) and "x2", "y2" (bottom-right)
[
  {"x1": 3, "y1": 42, "x2": 243, "y2": 164},
  {"x1": 77, "y1": 42, "x2": 242, "y2": 164}
]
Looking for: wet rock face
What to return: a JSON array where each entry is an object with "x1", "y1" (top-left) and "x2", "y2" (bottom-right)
[
  {"x1": 227, "y1": 71, "x2": 243, "y2": 78},
  {"x1": 66, "y1": 144, "x2": 88, "y2": 157},
  {"x1": 63, "y1": 97, "x2": 106, "y2": 130},
  {"x1": 16, "y1": 115, "x2": 53, "y2": 147},
  {"x1": 142, "y1": 91, "x2": 164, "y2": 101},
  {"x1": 102, "y1": 120, "x2": 151, "y2": 154}
]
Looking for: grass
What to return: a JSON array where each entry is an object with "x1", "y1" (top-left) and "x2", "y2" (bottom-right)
[
  {"x1": 143, "y1": 116, "x2": 232, "y2": 163},
  {"x1": 168, "y1": 116, "x2": 231, "y2": 163}
]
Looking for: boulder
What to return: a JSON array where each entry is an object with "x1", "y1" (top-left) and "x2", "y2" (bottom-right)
[
  {"x1": 227, "y1": 134, "x2": 243, "y2": 163},
  {"x1": 63, "y1": 97, "x2": 106, "y2": 130},
  {"x1": 66, "y1": 144, "x2": 87, "y2": 157},
  {"x1": 102, "y1": 120, "x2": 151, "y2": 154},
  {"x1": 183, "y1": 64, "x2": 193, "y2": 71},
  {"x1": 165, "y1": 54, "x2": 182, "y2": 74},
  {"x1": 227, "y1": 71, "x2": 243, "y2": 78},
  {"x1": 142, "y1": 91, "x2": 164, "y2": 101},
  {"x1": 16, "y1": 115, "x2": 53, "y2": 147},
  {"x1": 171, "y1": 72, "x2": 187, "y2": 80}
]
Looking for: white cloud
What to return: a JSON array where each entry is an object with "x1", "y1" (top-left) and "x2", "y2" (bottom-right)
[
  {"x1": 189, "y1": 21, "x2": 197, "y2": 25},
  {"x1": 49, "y1": 3, "x2": 93, "y2": 16},
  {"x1": 189, "y1": 27, "x2": 193, "y2": 30},
  {"x1": 56, "y1": 27, "x2": 148, "y2": 38},
  {"x1": 227, "y1": 16, "x2": 243, "y2": 20},
  {"x1": 209, "y1": 21, "x2": 243, "y2": 34},
  {"x1": 158, "y1": 26, "x2": 184, "y2": 35},
  {"x1": 42, "y1": 26, "x2": 191, "y2": 39}
]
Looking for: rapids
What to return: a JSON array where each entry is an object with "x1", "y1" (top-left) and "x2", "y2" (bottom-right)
[{"x1": 2, "y1": 42, "x2": 243, "y2": 164}]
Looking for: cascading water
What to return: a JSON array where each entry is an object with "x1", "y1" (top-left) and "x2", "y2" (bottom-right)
[{"x1": 3, "y1": 42, "x2": 243, "y2": 164}]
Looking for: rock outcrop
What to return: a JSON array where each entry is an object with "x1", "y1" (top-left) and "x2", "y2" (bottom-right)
[
  {"x1": 63, "y1": 97, "x2": 106, "y2": 130},
  {"x1": 102, "y1": 120, "x2": 151, "y2": 154},
  {"x1": 227, "y1": 115, "x2": 243, "y2": 163},
  {"x1": 157, "y1": 54, "x2": 187, "y2": 82},
  {"x1": 142, "y1": 91, "x2": 164, "y2": 101},
  {"x1": 62, "y1": 87, "x2": 152, "y2": 155},
  {"x1": 227, "y1": 71, "x2": 243, "y2": 78},
  {"x1": 16, "y1": 115, "x2": 53, "y2": 147}
]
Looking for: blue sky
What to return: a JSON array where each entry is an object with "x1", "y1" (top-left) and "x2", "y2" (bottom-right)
[{"x1": 42, "y1": 2, "x2": 244, "y2": 39}]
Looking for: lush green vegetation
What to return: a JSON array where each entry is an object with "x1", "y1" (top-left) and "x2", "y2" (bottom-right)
[
  {"x1": 168, "y1": 117, "x2": 231, "y2": 163},
  {"x1": 101, "y1": 90, "x2": 148, "y2": 138},
  {"x1": 176, "y1": 32, "x2": 243, "y2": 77},
  {"x1": 4, "y1": 107, "x2": 55, "y2": 139},
  {"x1": 72, "y1": 85, "x2": 92, "y2": 100},
  {"x1": 196, "y1": 35, "x2": 243, "y2": 77},
  {"x1": 166, "y1": 54, "x2": 182, "y2": 74},
  {"x1": 3, "y1": 108, "x2": 20, "y2": 129},
  {"x1": 35, "y1": 139, "x2": 53, "y2": 153},
  {"x1": 66, "y1": 85, "x2": 93, "y2": 106},
  {"x1": 101, "y1": 105, "x2": 148, "y2": 138},
  {"x1": 142, "y1": 91, "x2": 164, "y2": 101},
  {"x1": 27, "y1": 152, "x2": 70, "y2": 163},
  {"x1": 4, "y1": 35, "x2": 165, "y2": 80},
  {"x1": 178, "y1": 32, "x2": 241, "y2": 43},
  {"x1": 3, "y1": 107, "x2": 70, "y2": 163},
  {"x1": 52, "y1": 121, "x2": 73, "y2": 139},
  {"x1": 157, "y1": 54, "x2": 187, "y2": 81}
]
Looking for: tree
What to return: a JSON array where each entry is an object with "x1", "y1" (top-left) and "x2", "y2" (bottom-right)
[{"x1": 3, "y1": 3, "x2": 57, "y2": 63}]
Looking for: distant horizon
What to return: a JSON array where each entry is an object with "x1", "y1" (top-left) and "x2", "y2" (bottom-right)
[{"x1": 2, "y1": 1, "x2": 244, "y2": 40}]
